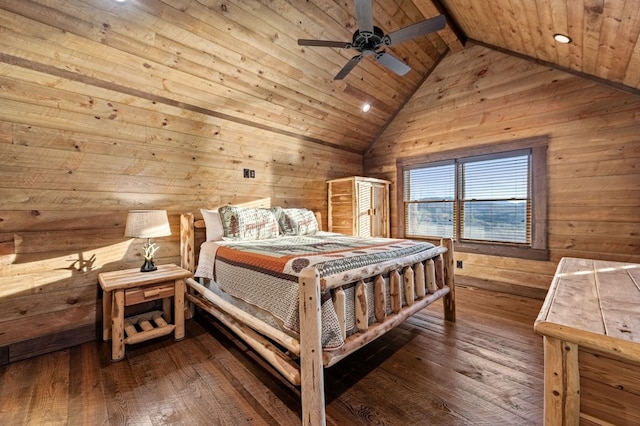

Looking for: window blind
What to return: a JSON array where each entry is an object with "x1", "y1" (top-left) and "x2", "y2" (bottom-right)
[
  {"x1": 403, "y1": 161, "x2": 455, "y2": 238},
  {"x1": 459, "y1": 153, "x2": 530, "y2": 243},
  {"x1": 403, "y1": 150, "x2": 532, "y2": 245}
]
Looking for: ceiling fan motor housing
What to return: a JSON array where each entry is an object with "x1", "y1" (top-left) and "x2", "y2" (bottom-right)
[{"x1": 352, "y1": 26, "x2": 389, "y2": 53}]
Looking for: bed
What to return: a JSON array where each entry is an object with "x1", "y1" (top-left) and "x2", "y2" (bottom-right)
[{"x1": 179, "y1": 206, "x2": 455, "y2": 425}]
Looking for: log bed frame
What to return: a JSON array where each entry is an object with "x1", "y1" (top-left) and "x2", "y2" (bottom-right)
[{"x1": 179, "y1": 212, "x2": 456, "y2": 425}]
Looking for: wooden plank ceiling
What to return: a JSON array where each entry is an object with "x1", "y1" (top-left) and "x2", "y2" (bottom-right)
[
  {"x1": 440, "y1": 0, "x2": 640, "y2": 94},
  {"x1": 1, "y1": 0, "x2": 639, "y2": 156}
]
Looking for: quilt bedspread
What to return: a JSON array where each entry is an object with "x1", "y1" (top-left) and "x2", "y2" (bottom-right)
[{"x1": 195, "y1": 232, "x2": 437, "y2": 348}]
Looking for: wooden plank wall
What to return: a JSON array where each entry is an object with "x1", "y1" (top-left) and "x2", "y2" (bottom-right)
[
  {"x1": 1, "y1": 0, "x2": 637, "y2": 362},
  {"x1": 0, "y1": 2, "x2": 361, "y2": 362},
  {"x1": 365, "y1": 43, "x2": 640, "y2": 298}
]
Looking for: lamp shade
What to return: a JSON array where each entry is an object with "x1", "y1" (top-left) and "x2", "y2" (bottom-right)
[{"x1": 124, "y1": 210, "x2": 171, "y2": 239}]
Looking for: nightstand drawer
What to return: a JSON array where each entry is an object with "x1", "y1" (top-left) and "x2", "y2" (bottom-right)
[{"x1": 125, "y1": 282, "x2": 174, "y2": 306}]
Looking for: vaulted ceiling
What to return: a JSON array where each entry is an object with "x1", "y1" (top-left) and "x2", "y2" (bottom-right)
[
  {"x1": 441, "y1": 0, "x2": 640, "y2": 93},
  {"x1": 2, "y1": 0, "x2": 639, "y2": 155}
]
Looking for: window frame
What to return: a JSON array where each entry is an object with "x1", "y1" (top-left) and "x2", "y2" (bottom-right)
[{"x1": 396, "y1": 136, "x2": 548, "y2": 261}]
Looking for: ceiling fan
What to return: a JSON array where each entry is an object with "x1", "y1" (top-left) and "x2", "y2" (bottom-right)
[{"x1": 297, "y1": 0, "x2": 446, "y2": 80}]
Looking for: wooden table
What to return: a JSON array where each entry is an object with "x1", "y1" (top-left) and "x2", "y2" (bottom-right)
[
  {"x1": 534, "y1": 257, "x2": 640, "y2": 425},
  {"x1": 98, "y1": 264, "x2": 192, "y2": 361}
]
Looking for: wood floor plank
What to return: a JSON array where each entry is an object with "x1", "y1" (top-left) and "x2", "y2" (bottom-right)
[
  {"x1": 67, "y1": 343, "x2": 109, "y2": 425},
  {"x1": 99, "y1": 344, "x2": 153, "y2": 425},
  {"x1": 0, "y1": 354, "x2": 36, "y2": 425},
  {"x1": 127, "y1": 342, "x2": 202, "y2": 425},
  {"x1": 0, "y1": 286, "x2": 545, "y2": 425},
  {"x1": 169, "y1": 320, "x2": 297, "y2": 424},
  {"x1": 23, "y1": 350, "x2": 70, "y2": 425}
]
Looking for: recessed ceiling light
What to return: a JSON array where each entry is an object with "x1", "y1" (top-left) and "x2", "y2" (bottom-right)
[
  {"x1": 362, "y1": 103, "x2": 371, "y2": 113},
  {"x1": 553, "y1": 33, "x2": 572, "y2": 44}
]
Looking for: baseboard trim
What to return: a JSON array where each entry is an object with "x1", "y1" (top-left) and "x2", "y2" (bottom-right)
[
  {"x1": 1, "y1": 323, "x2": 98, "y2": 365},
  {"x1": 456, "y1": 276, "x2": 549, "y2": 300},
  {"x1": 0, "y1": 345, "x2": 8, "y2": 366}
]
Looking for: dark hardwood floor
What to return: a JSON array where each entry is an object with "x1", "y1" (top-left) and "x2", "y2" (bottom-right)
[{"x1": 0, "y1": 286, "x2": 544, "y2": 425}]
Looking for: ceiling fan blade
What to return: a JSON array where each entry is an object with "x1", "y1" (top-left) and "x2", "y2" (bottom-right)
[
  {"x1": 375, "y1": 51, "x2": 411, "y2": 76},
  {"x1": 298, "y1": 39, "x2": 352, "y2": 48},
  {"x1": 384, "y1": 15, "x2": 446, "y2": 46},
  {"x1": 334, "y1": 54, "x2": 363, "y2": 80},
  {"x1": 354, "y1": 0, "x2": 374, "y2": 34}
]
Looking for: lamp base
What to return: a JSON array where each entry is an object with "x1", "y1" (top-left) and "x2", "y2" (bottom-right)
[{"x1": 140, "y1": 258, "x2": 157, "y2": 272}]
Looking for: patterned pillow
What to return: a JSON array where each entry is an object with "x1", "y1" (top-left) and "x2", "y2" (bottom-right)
[
  {"x1": 277, "y1": 208, "x2": 319, "y2": 236},
  {"x1": 218, "y1": 206, "x2": 280, "y2": 240}
]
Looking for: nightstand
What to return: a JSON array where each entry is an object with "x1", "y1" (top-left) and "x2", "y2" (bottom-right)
[{"x1": 98, "y1": 263, "x2": 193, "y2": 361}]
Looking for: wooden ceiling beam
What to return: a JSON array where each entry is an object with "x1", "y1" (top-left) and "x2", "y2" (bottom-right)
[{"x1": 411, "y1": 0, "x2": 465, "y2": 52}]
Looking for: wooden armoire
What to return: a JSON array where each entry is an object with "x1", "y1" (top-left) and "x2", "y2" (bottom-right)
[{"x1": 327, "y1": 176, "x2": 390, "y2": 238}]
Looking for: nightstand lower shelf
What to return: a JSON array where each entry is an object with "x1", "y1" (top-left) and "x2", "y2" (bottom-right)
[{"x1": 124, "y1": 310, "x2": 176, "y2": 345}]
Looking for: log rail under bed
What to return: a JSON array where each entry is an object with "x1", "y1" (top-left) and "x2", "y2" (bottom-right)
[{"x1": 179, "y1": 212, "x2": 456, "y2": 426}]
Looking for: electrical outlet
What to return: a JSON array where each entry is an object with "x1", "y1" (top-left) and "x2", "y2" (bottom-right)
[
  {"x1": 250, "y1": 169, "x2": 255, "y2": 178},
  {"x1": 243, "y1": 168, "x2": 250, "y2": 178},
  {"x1": 456, "y1": 260, "x2": 463, "y2": 269}
]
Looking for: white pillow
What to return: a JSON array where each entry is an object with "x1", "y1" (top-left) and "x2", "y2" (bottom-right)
[{"x1": 200, "y1": 209, "x2": 225, "y2": 241}]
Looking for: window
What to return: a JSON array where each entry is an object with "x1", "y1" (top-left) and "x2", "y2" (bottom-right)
[
  {"x1": 397, "y1": 137, "x2": 548, "y2": 260},
  {"x1": 404, "y1": 161, "x2": 456, "y2": 238}
]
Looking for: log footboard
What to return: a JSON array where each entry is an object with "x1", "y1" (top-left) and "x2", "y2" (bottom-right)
[{"x1": 298, "y1": 238, "x2": 454, "y2": 425}]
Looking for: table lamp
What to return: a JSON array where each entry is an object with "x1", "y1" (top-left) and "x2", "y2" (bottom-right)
[{"x1": 124, "y1": 210, "x2": 171, "y2": 272}]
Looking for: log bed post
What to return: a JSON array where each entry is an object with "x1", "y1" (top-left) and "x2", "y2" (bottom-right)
[
  {"x1": 180, "y1": 213, "x2": 195, "y2": 319},
  {"x1": 442, "y1": 238, "x2": 455, "y2": 322},
  {"x1": 180, "y1": 212, "x2": 195, "y2": 272},
  {"x1": 299, "y1": 267, "x2": 326, "y2": 426}
]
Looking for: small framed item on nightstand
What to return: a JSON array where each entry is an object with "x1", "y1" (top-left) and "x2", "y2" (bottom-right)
[{"x1": 98, "y1": 263, "x2": 192, "y2": 361}]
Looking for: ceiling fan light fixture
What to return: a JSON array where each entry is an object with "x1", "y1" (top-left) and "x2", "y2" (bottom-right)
[
  {"x1": 553, "y1": 33, "x2": 572, "y2": 44},
  {"x1": 362, "y1": 103, "x2": 371, "y2": 113}
]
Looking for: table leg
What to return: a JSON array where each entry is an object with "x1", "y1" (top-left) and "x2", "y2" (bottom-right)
[
  {"x1": 111, "y1": 289, "x2": 125, "y2": 361},
  {"x1": 102, "y1": 289, "x2": 112, "y2": 341},
  {"x1": 543, "y1": 336, "x2": 580, "y2": 425},
  {"x1": 174, "y1": 278, "x2": 185, "y2": 340},
  {"x1": 162, "y1": 298, "x2": 172, "y2": 323}
]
